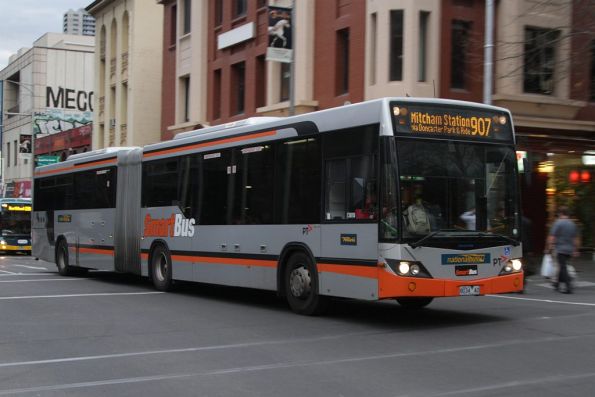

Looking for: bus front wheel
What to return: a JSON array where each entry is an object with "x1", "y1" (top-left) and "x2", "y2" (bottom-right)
[
  {"x1": 151, "y1": 244, "x2": 174, "y2": 291},
  {"x1": 284, "y1": 252, "x2": 328, "y2": 315},
  {"x1": 56, "y1": 240, "x2": 75, "y2": 277},
  {"x1": 396, "y1": 297, "x2": 433, "y2": 309}
]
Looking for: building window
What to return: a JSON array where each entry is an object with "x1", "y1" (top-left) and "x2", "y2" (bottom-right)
[
  {"x1": 255, "y1": 55, "x2": 266, "y2": 108},
  {"x1": 370, "y1": 13, "x2": 377, "y2": 85},
  {"x1": 234, "y1": 0, "x2": 247, "y2": 18},
  {"x1": 183, "y1": 0, "x2": 191, "y2": 35},
  {"x1": 215, "y1": 0, "x2": 223, "y2": 27},
  {"x1": 589, "y1": 40, "x2": 595, "y2": 101},
  {"x1": 6, "y1": 142, "x2": 10, "y2": 168},
  {"x1": 524, "y1": 27, "x2": 559, "y2": 95},
  {"x1": 170, "y1": 5, "x2": 177, "y2": 45},
  {"x1": 181, "y1": 76, "x2": 190, "y2": 122},
  {"x1": 213, "y1": 69, "x2": 222, "y2": 120},
  {"x1": 390, "y1": 10, "x2": 404, "y2": 81},
  {"x1": 451, "y1": 20, "x2": 471, "y2": 89},
  {"x1": 419, "y1": 11, "x2": 430, "y2": 82},
  {"x1": 280, "y1": 62, "x2": 290, "y2": 102},
  {"x1": 231, "y1": 62, "x2": 246, "y2": 115},
  {"x1": 14, "y1": 140, "x2": 17, "y2": 166},
  {"x1": 336, "y1": 28, "x2": 350, "y2": 95}
]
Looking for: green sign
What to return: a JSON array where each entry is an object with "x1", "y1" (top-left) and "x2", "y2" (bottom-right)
[{"x1": 36, "y1": 155, "x2": 60, "y2": 166}]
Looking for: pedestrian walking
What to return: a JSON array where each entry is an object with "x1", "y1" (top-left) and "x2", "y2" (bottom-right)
[{"x1": 546, "y1": 206, "x2": 580, "y2": 294}]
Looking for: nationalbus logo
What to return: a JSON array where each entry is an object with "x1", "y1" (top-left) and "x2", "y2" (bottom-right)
[{"x1": 144, "y1": 214, "x2": 195, "y2": 237}]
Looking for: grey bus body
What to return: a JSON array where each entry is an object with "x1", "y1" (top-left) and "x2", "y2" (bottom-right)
[{"x1": 33, "y1": 98, "x2": 524, "y2": 311}]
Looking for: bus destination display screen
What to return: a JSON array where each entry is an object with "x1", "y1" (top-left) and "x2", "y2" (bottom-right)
[{"x1": 391, "y1": 102, "x2": 514, "y2": 142}]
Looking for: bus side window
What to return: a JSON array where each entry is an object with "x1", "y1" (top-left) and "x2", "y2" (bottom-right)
[
  {"x1": 325, "y1": 159, "x2": 347, "y2": 220},
  {"x1": 323, "y1": 125, "x2": 379, "y2": 221}
]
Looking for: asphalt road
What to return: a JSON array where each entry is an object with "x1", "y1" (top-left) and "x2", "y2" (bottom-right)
[{"x1": 1, "y1": 254, "x2": 595, "y2": 397}]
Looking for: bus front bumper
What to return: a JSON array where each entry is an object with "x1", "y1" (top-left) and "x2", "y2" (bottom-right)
[
  {"x1": 0, "y1": 245, "x2": 32, "y2": 252},
  {"x1": 378, "y1": 270, "x2": 524, "y2": 299}
]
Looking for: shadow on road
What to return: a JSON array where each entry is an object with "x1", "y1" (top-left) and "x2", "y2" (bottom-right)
[{"x1": 80, "y1": 270, "x2": 505, "y2": 329}]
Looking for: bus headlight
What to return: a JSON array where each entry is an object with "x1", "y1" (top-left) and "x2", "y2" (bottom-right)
[
  {"x1": 0, "y1": 240, "x2": 6, "y2": 246},
  {"x1": 398, "y1": 262, "x2": 410, "y2": 275},
  {"x1": 381, "y1": 258, "x2": 432, "y2": 278},
  {"x1": 501, "y1": 259, "x2": 522, "y2": 274}
]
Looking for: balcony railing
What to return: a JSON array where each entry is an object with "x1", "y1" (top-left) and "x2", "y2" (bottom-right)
[
  {"x1": 98, "y1": 96, "x2": 105, "y2": 117},
  {"x1": 109, "y1": 127, "x2": 115, "y2": 147},
  {"x1": 121, "y1": 51, "x2": 128, "y2": 75},
  {"x1": 120, "y1": 124, "x2": 127, "y2": 145},
  {"x1": 110, "y1": 57, "x2": 116, "y2": 83}
]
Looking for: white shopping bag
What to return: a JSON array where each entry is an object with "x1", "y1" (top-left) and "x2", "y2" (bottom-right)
[
  {"x1": 568, "y1": 264, "x2": 577, "y2": 280},
  {"x1": 540, "y1": 254, "x2": 556, "y2": 278}
]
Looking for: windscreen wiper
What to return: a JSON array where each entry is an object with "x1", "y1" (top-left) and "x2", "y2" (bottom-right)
[
  {"x1": 475, "y1": 232, "x2": 520, "y2": 246},
  {"x1": 410, "y1": 229, "x2": 461, "y2": 248}
]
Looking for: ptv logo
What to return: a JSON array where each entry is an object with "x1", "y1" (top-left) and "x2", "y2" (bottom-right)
[{"x1": 144, "y1": 214, "x2": 195, "y2": 237}]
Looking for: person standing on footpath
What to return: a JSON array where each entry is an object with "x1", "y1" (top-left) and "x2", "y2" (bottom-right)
[{"x1": 546, "y1": 206, "x2": 580, "y2": 294}]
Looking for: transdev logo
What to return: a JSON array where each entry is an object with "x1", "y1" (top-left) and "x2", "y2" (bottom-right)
[{"x1": 442, "y1": 253, "x2": 491, "y2": 265}]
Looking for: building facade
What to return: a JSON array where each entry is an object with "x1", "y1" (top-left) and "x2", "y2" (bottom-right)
[
  {"x1": 63, "y1": 8, "x2": 96, "y2": 36},
  {"x1": 0, "y1": 33, "x2": 95, "y2": 198},
  {"x1": 87, "y1": 0, "x2": 164, "y2": 149},
  {"x1": 156, "y1": 0, "x2": 594, "y2": 248}
]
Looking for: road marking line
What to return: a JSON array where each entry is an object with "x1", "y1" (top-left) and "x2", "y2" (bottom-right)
[
  {"x1": 0, "y1": 269, "x2": 17, "y2": 274},
  {"x1": 0, "y1": 331, "x2": 390, "y2": 368},
  {"x1": 401, "y1": 372, "x2": 595, "y2": 396},
  {"x1": 0, "y1": 273, "x2": 54, "y2": 277},
  {"x1": 0, "y1": 332, "x2": 590, "y2": 370},
  {"x1": 0, "y1": 292, "x2": 164, "y2": 300},
  {"x1": 488, "y1": 294, "x2": 595, "y2": 307},
  {"x1": 13, "y1": 265, "x2": 49, "y2": 270},
  {"x1": 0, "y1": 278, "x2": 87, "y2": 283},
  {"x1": 0, "y1": 334, "x2": 593, "y2": 395}
]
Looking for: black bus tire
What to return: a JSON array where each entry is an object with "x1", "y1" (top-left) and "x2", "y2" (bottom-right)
[
  {"x1": 284, "y1": 252, "x2": 328, "y2": 315},
  {"x1": 396, "y1": 297, "x2": 433, "y2": 309},
  {"x1": 151, "y1": 244, "x2": 174, "y2": 291},
  {"x1": 56, "y1": 239, "x2": 75, "y2": 277}
]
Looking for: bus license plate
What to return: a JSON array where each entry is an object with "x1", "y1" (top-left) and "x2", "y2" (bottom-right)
[
  {"x1": 18, "y1": 240, "x2": 28, "y2": 245},
  {"x1": 459, "y1": 286, "x2": 480, "y2": 296}
]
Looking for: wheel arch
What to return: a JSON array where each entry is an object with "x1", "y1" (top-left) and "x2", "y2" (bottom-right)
[
  {"x1": 277, "y1": 242, "x2": 317, "y2": 297},
  {"x1": 146, "y1": 239, "x2": 169, "y2": 278},
  {"x1": 54, "y1": 235, "x2": 67, "y2": 264}
]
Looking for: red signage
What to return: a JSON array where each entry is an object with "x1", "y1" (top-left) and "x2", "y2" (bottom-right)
[{"x1": 34, "y1": 124, "x2": 92, "y2": 155}]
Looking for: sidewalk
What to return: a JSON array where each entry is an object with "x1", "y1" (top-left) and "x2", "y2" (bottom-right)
[{"x1": 525, "y1": 252, "x2": 595, "y2": 284}]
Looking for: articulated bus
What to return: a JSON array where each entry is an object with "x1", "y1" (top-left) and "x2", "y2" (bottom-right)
[
  {"x1": 33, "y1": 98, "x2": 523, "y2": 314},
  {"x1": 0, "y1": 198, "x2": 32, "y2": 254}
]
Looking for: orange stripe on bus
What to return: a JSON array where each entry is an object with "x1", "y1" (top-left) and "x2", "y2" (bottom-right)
[
  {"x1": 171, "y1": 255, "x2": 277, "y2": 268},
  {"x1": 317, "y1": 263, "x2": 380, "y2": 279},
  {"x1": 35, "y1": 158, "x2": 117, "y2": 177},
  {"x1": 143, "y1": 130, "x2": 277, "y2": 158},
  {"x1": 79, "y1": 247, "x2": 115, "y2": 256},
  {"x1": 377, "y1": 267, "x2": 523, "y2": 299}
]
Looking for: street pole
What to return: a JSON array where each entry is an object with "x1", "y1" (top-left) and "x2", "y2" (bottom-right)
[
  {"x1": 288, "y1": 0, "x2": 296, "y2": 116},
  {"x1": 483, "y1": 0, "x2": 494, "y2": 105}
]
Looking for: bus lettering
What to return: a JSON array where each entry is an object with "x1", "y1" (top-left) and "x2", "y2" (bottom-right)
[{"x1": 144, "y1": 214, "x2": 195, "y2": 238}]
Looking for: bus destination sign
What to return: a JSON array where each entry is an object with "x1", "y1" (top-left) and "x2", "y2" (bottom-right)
[
  {"x1": 391, "y1": 102, "x2": 513, "y2": 142},
  {"x1": 3, "y1": 204, "x2": 32, "y2": 212}
]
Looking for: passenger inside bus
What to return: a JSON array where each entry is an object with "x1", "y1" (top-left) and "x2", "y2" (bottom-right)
[
  {"x1": 355, "y1": 190, "x2": 377, "y2": 220},
  {"x1": 402, "y1": 183, "x2": 442, "y2": 234}
]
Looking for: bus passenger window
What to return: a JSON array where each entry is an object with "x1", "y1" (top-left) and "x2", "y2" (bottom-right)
[{"x1": 325, "y1": 159, "x2": 347, "y2": 220}]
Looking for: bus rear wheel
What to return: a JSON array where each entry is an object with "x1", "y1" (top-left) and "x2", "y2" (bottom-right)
[
  {"x1": 284, "y1": 252, "x2": 328, "y2": 315},
  {"x1": 151, "y1": 244, "x2": 174, "y2": 291},
  {"x1": 56, "y1": 240, "x2": 75, "y2": 276},
  {"x1": 396, "y1": 297, "x2": 434, "y2": 309}
]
